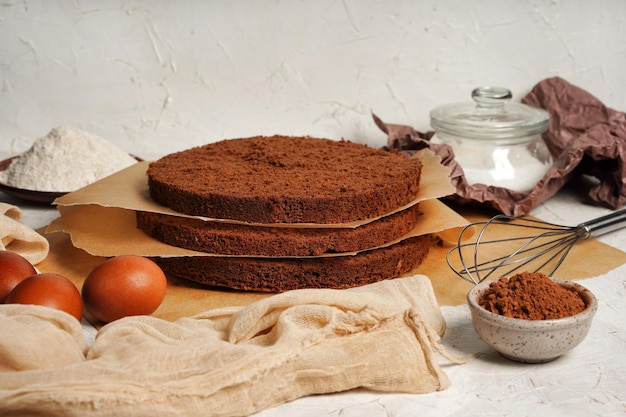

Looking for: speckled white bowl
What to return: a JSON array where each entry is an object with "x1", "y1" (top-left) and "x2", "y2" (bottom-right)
[{"x1": 467, "y1": 278, "x2": 597, "y2": 363}]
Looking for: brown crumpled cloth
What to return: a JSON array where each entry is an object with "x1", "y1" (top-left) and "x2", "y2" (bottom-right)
[
  {"x1": 375, "y1": 76, "x2": 626, "y2": 216},
  {"x1": 0, "y1": 274, "x2": 468, "y2": 417}
]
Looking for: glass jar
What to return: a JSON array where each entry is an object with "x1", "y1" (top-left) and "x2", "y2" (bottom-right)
[{"x1": 430, "y1": 86, "x2": 552, "y2": 193}]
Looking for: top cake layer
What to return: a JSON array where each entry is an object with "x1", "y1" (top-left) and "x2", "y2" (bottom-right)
[{"x1": 146, "y1": 135, "x2": 423, "y2": 224}]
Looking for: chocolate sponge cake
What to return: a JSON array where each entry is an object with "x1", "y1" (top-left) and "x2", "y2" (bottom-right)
[
  {"x1": 146, "y1": 135, "x2": 423, "y2": 224},
  {"x1": 140, "y1": 135, "x2": 434, "y2": 291},
  {"x1": 136, "y1": 203, "x2": 423, "y2": 257},
  {"x1": 155, "y1": 235, "x2": 434, "y2": 292}
]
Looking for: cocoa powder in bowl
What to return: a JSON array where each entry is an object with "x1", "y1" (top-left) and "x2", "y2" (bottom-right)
[{"x1": 478, "y1": 272, "x2": 587, "y2": 320}]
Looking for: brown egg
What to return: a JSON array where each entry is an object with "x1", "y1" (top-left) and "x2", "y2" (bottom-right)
[
  {"x1": 81, "y1": 255, "x2": 167, "y2": 324},
  {"x1": 0, "y1": 250, "x2": 38, "y2": 303},
  {"x1": 5, "y1": 273, "x2": 83, "y2": 321}
]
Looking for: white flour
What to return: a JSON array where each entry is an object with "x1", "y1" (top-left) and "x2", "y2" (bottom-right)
[
  {"x1": 454, "y1": 147, "x2": 551, "y2": 192},
  {"x1": 431, "y1": 134, "x2": 552, "y2": 192},
  {"x1": 0, "y1": 126, "x2": 137, "y2": 192}
]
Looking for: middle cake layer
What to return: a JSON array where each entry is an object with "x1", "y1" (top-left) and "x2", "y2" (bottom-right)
[{"x1": 136, "y1": 203, "x2": 423, "y2": 257}]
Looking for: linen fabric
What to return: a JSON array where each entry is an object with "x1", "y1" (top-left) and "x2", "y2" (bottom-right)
[
  {"x1": 0, "y1": 274, "x2": 464, "y2": 417},
  {"x1": 0, "y1": 202, "x2": 49, "y2": 264}
]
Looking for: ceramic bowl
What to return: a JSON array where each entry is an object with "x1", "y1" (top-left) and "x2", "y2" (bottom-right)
[{"x1": 467, "y1": 277, "x2": 597, "y2": 363}]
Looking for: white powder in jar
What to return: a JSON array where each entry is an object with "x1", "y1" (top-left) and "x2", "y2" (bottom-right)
[
  {"x1": 454, "y1": 147, "x2": 551, "y2": 192},
  {"x1": 432, "y1": 134, "x2": 552, "y2": 193},
  {"x1": 0, "y1": 126, "x2": 137, "y2": 192}
]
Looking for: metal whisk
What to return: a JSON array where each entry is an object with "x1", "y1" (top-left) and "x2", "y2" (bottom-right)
[{"x1": 447, "y1": 209, "x2": 626, "y2": 285}]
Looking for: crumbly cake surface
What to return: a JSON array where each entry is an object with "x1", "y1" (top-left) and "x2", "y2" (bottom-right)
[
  {"x1": 146, "y1": 135, "x2": 423, "y2": 224},
  {"x1": 136, "y1": 203, "x2": 423, "y2": 257},
  {"x1": 153, "y1": 235, "x2": 434, "y2": 292}
]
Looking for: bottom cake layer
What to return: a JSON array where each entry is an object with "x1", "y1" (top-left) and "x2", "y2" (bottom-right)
[{"x1": 154, "y1": 234, "x2": 435, "y2": 292}]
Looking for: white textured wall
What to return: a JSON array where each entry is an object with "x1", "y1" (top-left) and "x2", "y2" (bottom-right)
[{"x1": 1, "y1": 0, "x2": 625, "y2": 159}]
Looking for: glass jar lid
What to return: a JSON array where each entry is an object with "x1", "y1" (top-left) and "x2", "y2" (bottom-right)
[{"x1": 429, "y1": 86, "x2": 549, "y2": 140}]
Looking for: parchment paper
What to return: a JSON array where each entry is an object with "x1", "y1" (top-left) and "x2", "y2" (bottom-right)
[
  {"x1": 47, "y1": 199, "x2": 466, "y2": 258},
  {"x1": 52, "y1": 149, "x2": 454, "y2": 229},
  {"x1": 47, "y1": 148, "x2": 466, "y2": 258}
]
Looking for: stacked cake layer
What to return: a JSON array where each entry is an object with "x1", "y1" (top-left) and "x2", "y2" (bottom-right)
[{"x1": 138, "y1": 135, "x2": 433, "y2": 292}]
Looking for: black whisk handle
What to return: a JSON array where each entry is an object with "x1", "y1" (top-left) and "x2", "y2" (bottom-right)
[{"x1": 578, "y1": 208, "x2": 626, "y2": 238}]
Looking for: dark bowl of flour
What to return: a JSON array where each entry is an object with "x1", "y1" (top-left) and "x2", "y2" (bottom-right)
[
  {"x1": 0, "y1": 156, "x2": 66, "y2": 203},
  {"x1": 0, "y1": 126, "x2": 141, "y2": 204},
  {"x1": 0, "y1": 155, "x2": 142, "y2": 204}
]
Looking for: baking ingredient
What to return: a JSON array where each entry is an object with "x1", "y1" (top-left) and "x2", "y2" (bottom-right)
[
  {"x1": 0, "y1": 250, "x2": 37, "y2": 302},
  {"x1": 5, "y1": 273, "x2": 83, "y2": 321},
  {"x1": 429, "y1": 86, "x2": 551, "y2": 193},
  {"x1": 478, "y1": 272, "x2": 586, "y2": 320},
  {"x1": 432, "y1": 134, "x2": 551, "y2": 192},
  {"x1": 81, "y1": 255, "x2": 167, "y2": 323},
  {"x1": 456, "y1": 145, "x2": 550, "y2": 192},
  {"x1": 0, "y1": 126, "x2": 137, "y2": 192}
]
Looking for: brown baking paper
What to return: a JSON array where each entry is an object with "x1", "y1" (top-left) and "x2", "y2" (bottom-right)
[
  {"x1": 47, "y1": 148, "x2": 465, "y2": 258},
  {"x1": 46, "y1": 198, "x2": 465, "y2": 258},
  {"x1": 52, "y1": 149, "x2": 454, "y2": 229},
  {"x1": 375, "y1": 76, "x2": 626, "y2": 216}
]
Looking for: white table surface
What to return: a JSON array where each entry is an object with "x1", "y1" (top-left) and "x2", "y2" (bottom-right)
[{"x1": 1, "y1": 170, "x2": 625, "y2": 417}]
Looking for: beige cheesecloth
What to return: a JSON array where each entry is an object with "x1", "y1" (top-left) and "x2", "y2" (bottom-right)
[
  {"x1": 0, "y1": 274, "x2": 466, "y2": 417},
  {"x1": 0, "y1": 202, "x2": 49, "y2": 264}
]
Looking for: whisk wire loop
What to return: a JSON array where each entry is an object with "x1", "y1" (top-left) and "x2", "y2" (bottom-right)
[{"x1": 447, "y1": 210, "x2": 626, "y2": 285}]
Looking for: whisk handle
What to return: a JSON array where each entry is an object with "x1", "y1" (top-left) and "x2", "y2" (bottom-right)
[{"x1": 579, "y1": 208, "x2": 626, "y2": 238}]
